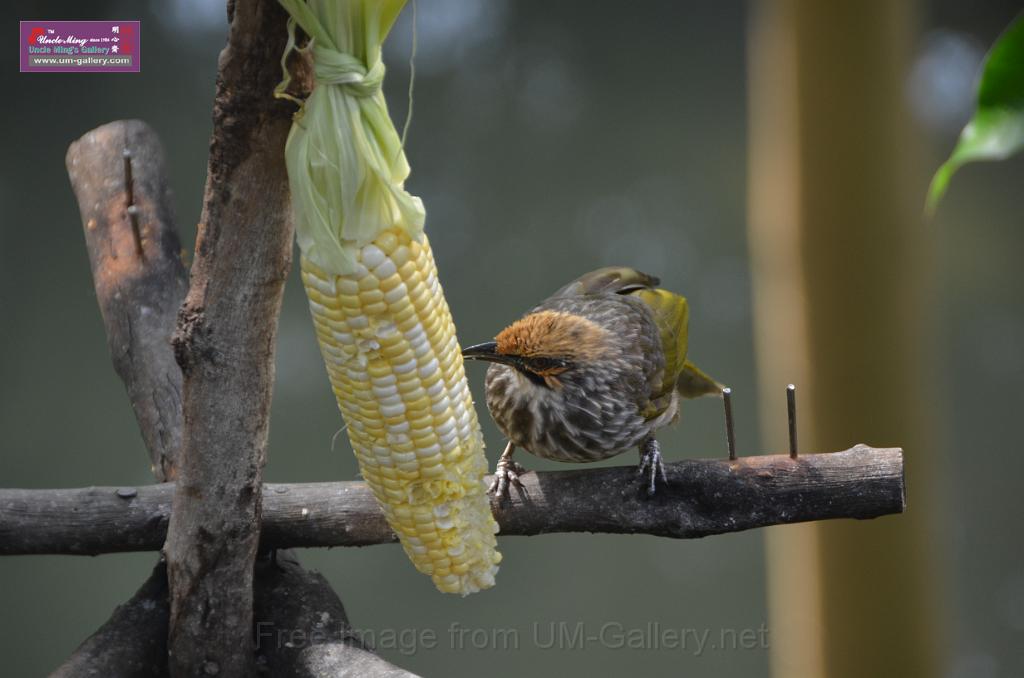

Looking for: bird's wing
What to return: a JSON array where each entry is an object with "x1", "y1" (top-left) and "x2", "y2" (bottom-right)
[
  {"x1": 549, "y1": 266, "x2": 722, "y2": 408},
  {"x1": 547, "y1": 266, "x2": 661, "y2": 299},
  {"x1": 629, "y1": 287, "x2": 690, "y2": 407},
  {"x1": 677, "y1": 360, "x2": 724, "y2": 398}
]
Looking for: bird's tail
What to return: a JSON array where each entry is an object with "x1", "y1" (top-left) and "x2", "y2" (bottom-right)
[{"x1": 677, "y1": 360, "x2": 725, "y2": 399}]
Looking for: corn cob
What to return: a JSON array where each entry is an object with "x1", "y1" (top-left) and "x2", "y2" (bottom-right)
[
  {"x1": 277, "y1": 0, "x2": 501, "y2": 594},
  {"x1": 300, "y1": 229, "x2": 500, "y2": 594}
]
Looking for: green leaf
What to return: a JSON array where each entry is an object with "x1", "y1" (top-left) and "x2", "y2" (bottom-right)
[{"x1": 926, "y1": 13, "x2": 1024, "y2": 216}]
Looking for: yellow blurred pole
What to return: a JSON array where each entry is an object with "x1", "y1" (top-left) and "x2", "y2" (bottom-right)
[
  {"x1": 747, "y1": 2, "x2": 944, "y2": 677},
  {"x1": 747, "y1": 2, "x2": 823, "y2": 676}
]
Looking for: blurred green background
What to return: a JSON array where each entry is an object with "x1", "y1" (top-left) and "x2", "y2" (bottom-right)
[{"x1": 1, "y1": 1, "x2": 1022, "y2": 676}]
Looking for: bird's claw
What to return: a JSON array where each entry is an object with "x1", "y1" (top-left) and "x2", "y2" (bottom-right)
[
  {"x1": 489, "y1": 458, "x2": 529, "y2": 502},
  {"x1": 638, "y1": 438, "x2": 668, "y2": 497}
]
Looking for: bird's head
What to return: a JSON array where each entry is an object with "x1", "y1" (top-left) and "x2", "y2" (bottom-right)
[{"x1": 462, "y1": 310, "x2": 613, "y2": 388}]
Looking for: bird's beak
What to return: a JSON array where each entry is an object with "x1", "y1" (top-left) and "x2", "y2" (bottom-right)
[{"x1": 461, "y1": 341, "x2": 520, "y2": 367}]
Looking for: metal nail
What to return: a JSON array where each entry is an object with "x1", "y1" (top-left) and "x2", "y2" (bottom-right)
[
  {"x1": 787, "y1": 383, "x2": 798, "y2": 459},
  {"x1": 122, "y1": 149, "x2": 134, "y2": 207},
  {"x1": 723, "y1": 387, "x2": 736, "y2": 460},
  {"x1": 127, "y1": 205, "x2": 144, "y2": 257}
]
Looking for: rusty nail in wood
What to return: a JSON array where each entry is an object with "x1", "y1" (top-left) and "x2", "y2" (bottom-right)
[
  {"x1": 122, "y1": 149, "x2": 134, "y2": 207},
  {"x1": 127, "y1": 205, "x2": 144, "y2": 258}
]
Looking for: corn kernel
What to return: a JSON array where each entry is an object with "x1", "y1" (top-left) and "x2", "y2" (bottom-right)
[{"x1": 300, "y1": 228, "x2": 500, "y2": 595}]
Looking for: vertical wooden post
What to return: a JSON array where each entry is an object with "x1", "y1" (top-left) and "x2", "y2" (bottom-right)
[
  {"x1": 163, "y1": 1, "x2": 298, "y2": 675},
  {"x1": 748, "y1": 2, "x2": 944, "y2": 677},
  {"x1": 747, "y1": 4, "x2": 823, "y2": 675}
]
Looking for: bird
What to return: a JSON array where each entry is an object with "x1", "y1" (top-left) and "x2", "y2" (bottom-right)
[{"x1": 462, "y1": 266, "x2": 723, "y2": 498}]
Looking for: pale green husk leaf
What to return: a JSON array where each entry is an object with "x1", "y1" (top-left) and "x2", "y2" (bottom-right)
[{"x1": 278, "y1": 0, "x2": 423, "y2": 274}]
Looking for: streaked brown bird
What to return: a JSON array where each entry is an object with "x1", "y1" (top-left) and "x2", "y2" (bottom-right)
[{"x1": 462, "y1": 267, "x2": 722, "y2": 497}]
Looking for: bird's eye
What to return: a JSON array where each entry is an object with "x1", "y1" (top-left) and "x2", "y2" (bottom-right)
[{"x1": 528, "y1": 356, "x2": 570, "y2": 374}]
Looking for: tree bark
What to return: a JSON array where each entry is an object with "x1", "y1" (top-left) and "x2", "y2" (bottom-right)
[
  {"x1": 45, "y1": 555, "x2": 418, "y2": 678},
  {"x1": 253, "y1": 551, "x2": 419, "y2": 677},
  {"x1": 65, "y1": 120, "x2": 187, "y2": 481},
  {"x1": 59, "y1": 119, "x2": 186, "y2": 673},
  {"x1": 1, "y1": 446, "x2": 905, "y2": 555},
  {"x1": 161, "y1": 1, "x2": 299, "y2": 675},
  {"x1": 50, "y1": 562, "x2": 170, "y2": 678},
  {"x1": 62, "y1": 110, "x2": 403, "y2": 677}
]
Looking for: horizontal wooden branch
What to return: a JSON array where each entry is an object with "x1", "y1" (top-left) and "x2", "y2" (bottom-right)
[{"x1": 0, "y1": 445, "x2": 903, "y2": 556}]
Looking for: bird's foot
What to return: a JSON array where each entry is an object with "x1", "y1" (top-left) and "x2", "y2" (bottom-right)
[
  {"x1": 488, "y1": 455, "x2": 528, "y2": 502},
  {"x1": 638, "y1": 437, "x2": 668, "y2": 497}
]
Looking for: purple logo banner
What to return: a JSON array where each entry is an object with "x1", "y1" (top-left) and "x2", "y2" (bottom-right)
[{"x1": 20, "y1": 20, "x2": 140, "y2": 73}]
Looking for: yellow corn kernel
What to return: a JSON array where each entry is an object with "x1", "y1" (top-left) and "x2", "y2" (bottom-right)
[{"x1": 300, "y1": 227, "x2": 500, "y2": 595}]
